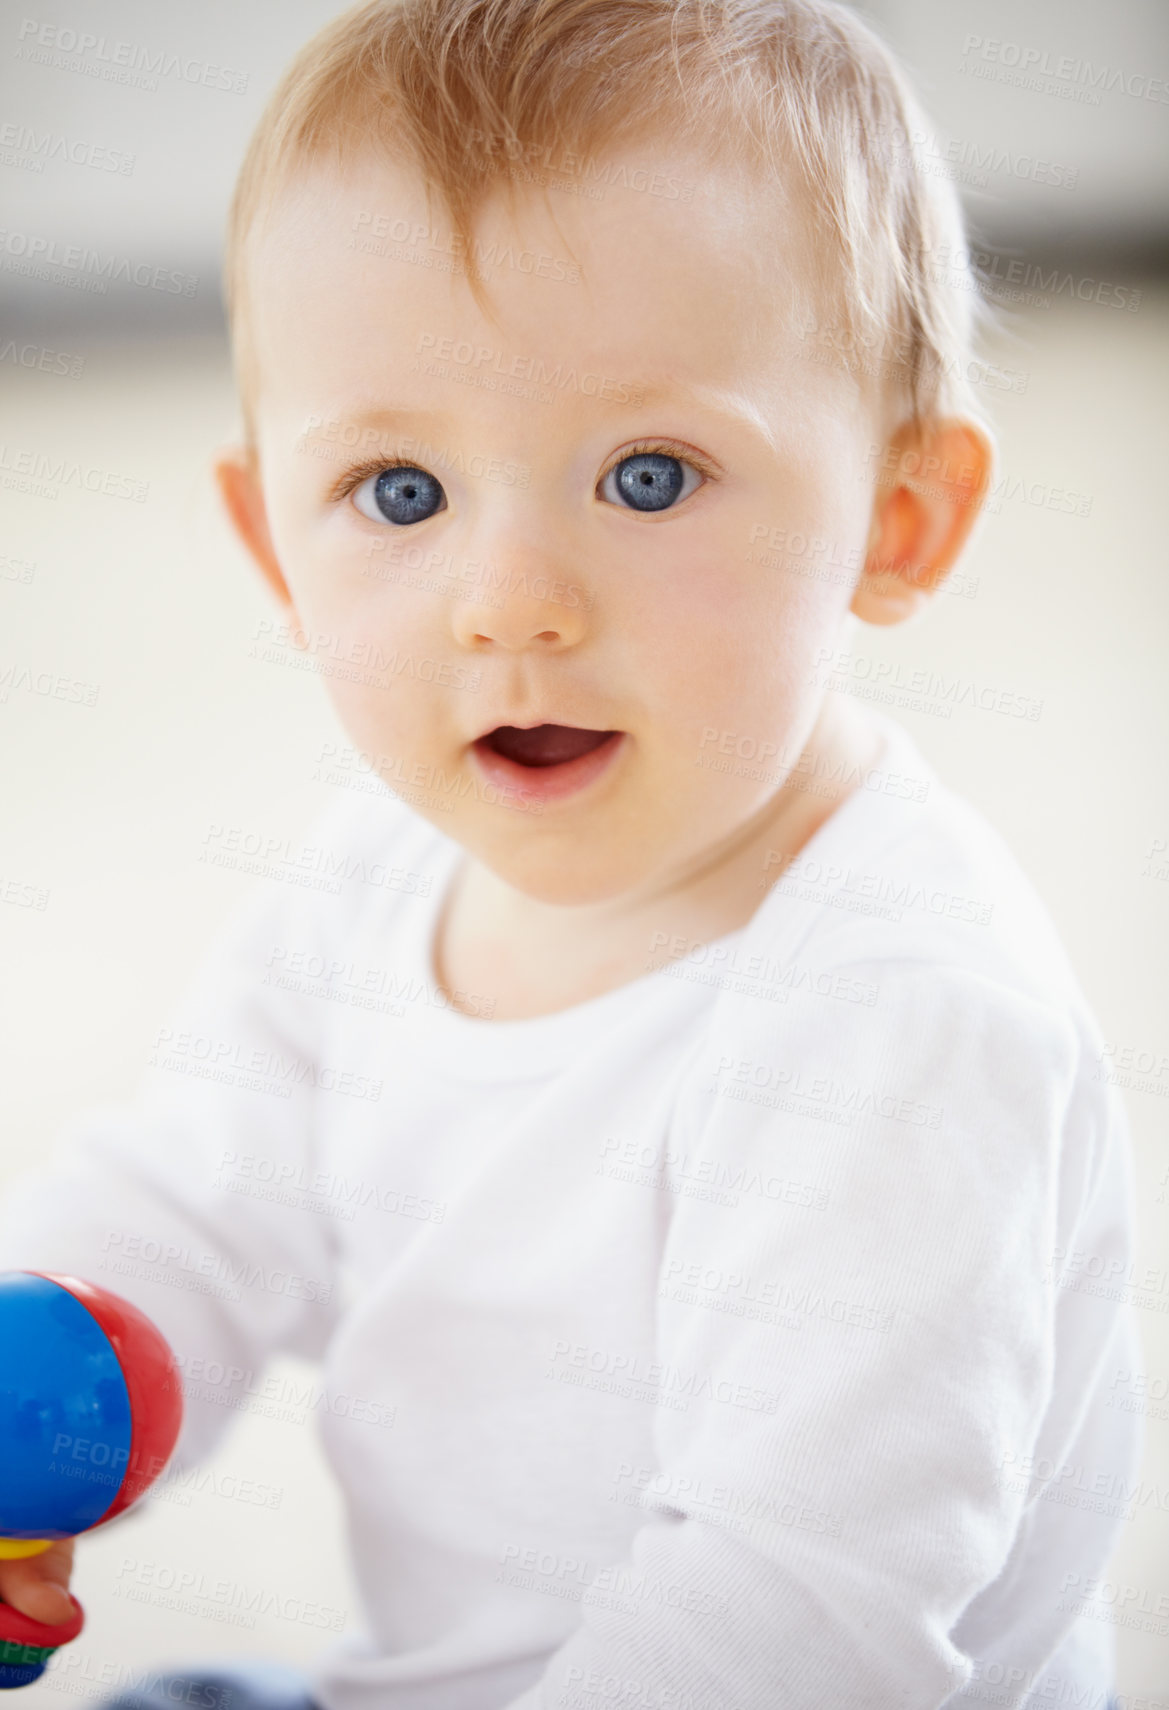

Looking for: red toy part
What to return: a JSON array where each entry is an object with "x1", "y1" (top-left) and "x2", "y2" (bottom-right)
[
  {"x1": 24, "y1": 1272, "x2": 184, "y2": 1523},
  {"x1": 0, "y1": 1592, "x2": 85, "y2": 1648}
]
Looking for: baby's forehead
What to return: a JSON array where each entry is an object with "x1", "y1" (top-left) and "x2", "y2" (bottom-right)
[
  {"x1": 243, "y1": 143, "x2": 833, "y2": 410},
  {"x1": 253, "y1": 140, "x2": 820, "y2": 313}
]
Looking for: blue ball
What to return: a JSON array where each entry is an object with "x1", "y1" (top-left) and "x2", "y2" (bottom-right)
[{"x1": 0, "y1": 1272, "x2": 133, "y2": 1537}]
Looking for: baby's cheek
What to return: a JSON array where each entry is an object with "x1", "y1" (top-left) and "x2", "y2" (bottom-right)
[{"x1": 341, "y1": 677, "x2": 406, "y2": 744}]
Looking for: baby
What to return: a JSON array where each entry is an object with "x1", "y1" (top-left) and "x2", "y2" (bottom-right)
[{"x1": 0, "y1": 1, "x2": 1141, "y2": 1707}]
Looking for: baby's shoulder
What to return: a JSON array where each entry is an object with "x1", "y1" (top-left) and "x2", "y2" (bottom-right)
[
  {"x1": 302, "y1": 784, "x2": 457, "y2": 932},
  {"x1": 688, "y1": 747, "x2": 1125, "y2": 1234},
  {"x1": 306, "y1": 783, "x2": 449, "y2": 881},
  {"x1": 732, "y1": 720, "x2": 1101, "y2": 1066},
  {"x1": 214, "y1": 784, "x2": 453, "y2": 962}
]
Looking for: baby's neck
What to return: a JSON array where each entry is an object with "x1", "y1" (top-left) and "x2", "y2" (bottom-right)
[{"x1": 432, "y1": 699, "x2": 882, "y2": 1021}]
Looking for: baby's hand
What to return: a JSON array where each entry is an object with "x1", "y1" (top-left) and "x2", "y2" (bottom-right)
[{"x1": 0, "y1": 1539, "x2": 76, "y2": 1624}]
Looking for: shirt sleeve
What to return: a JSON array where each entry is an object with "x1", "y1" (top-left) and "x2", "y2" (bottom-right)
[
  {"x1": 498, "y1": 958, "x2": 1132, "y2": 1710},
  {"x1": 0, "y1": 852, "x2": 356, "y2": 1475}
]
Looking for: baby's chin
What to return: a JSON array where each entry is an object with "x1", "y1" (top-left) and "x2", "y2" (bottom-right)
[{"x1": 471, "y1": 834, "x2": 666, "y2": 912}]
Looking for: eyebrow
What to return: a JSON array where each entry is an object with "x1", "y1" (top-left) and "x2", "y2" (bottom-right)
[
  {"x1": 325, "y1": 382, "x2": 778, "y2": 455},
  {"x1": 636, "y1": 382, "x2": 780, "y2": 454}
]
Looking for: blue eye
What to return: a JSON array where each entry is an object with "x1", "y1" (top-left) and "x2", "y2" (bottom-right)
[
  {"x1": 599, "y1": 449, "x2": 703, "y2": 513},
  {"x1": 347, "y1": 446, "x2": 707, "y2": 522},
  {"x1": 353, "y1": 464, "x2": 446, "y2": 526}
]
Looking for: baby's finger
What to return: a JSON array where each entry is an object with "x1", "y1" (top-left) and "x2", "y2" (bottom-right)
[{"x1": 0, "y1": 1539, "x2": 76, "y2": 1625}]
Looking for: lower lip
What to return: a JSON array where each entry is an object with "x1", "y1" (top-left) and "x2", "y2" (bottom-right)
[{"x1": 469, "y1": 730, "x2": 627, "y2": 805}]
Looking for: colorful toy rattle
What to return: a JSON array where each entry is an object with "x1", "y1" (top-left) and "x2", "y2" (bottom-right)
[{"x1": 0, "y1": 1271, "x2": 184, "y2": 1687}]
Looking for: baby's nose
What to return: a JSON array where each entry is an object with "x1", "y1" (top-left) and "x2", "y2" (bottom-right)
[{"x1": 448, "y1": 563, "x2": 591, "y2": 652}]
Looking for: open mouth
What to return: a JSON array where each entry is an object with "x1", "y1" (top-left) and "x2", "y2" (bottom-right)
[
  {"x1": 469, "y1": 722, "x2": 627, "y2": 803},
  {"x1": 475, "y1": 724, "x2": 620, "y2": 768}
]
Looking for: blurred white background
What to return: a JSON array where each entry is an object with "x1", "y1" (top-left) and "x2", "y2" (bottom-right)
[{"x1": 1, "y1": 0, "x2": 1167, "y2": 1701}]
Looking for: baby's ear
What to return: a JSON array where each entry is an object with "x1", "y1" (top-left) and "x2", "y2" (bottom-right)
[
  {"x1": 212, "y1": 441, "x2": 294, "y2": 611},
  {"x1": 851, "y1": 416, "x2": 994, "y2": 626}
]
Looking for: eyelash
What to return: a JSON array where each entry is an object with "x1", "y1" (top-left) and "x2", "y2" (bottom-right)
[
  {"x1": 603, "y1": 438, "x2": 721, "y2": 488},
  {"x1": 327, "y1": 438, "x2": 721, "y2": 506}
]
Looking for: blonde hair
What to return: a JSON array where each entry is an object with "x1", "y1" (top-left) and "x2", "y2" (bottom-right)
[{"x1": 224, "y1": 0, "x2": 991, "y2": 450}]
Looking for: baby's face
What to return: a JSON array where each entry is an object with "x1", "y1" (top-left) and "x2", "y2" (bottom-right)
[{"x1": 238, "y1": 144, "x2": 883, "y2": 904}]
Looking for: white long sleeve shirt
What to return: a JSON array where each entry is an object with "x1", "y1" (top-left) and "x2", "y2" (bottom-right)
[{"x1": 0, "y1": 711, "x2": 1142, "y2": 1710}]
